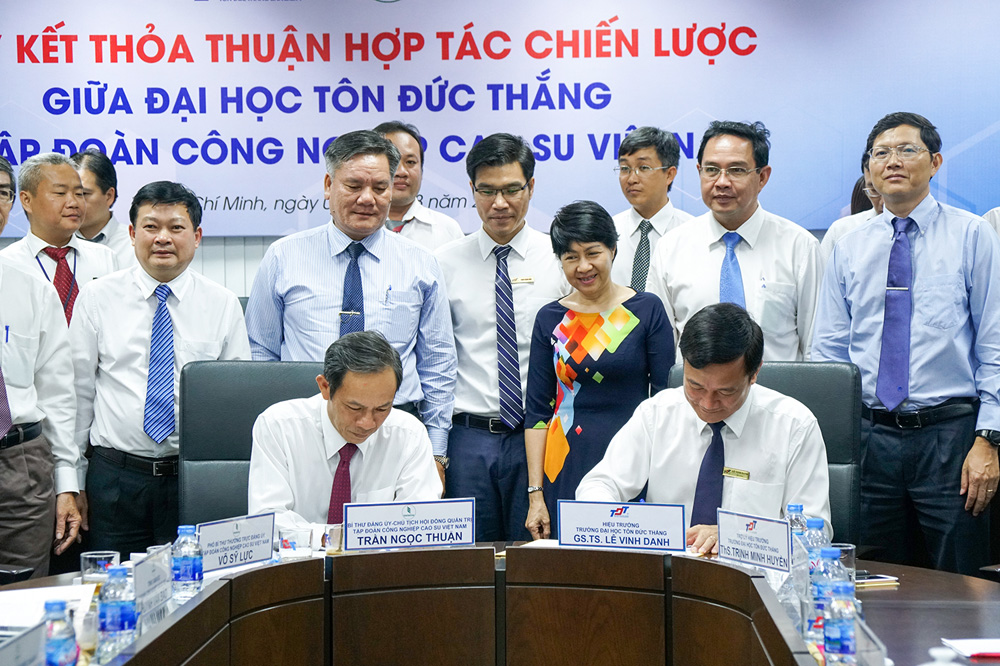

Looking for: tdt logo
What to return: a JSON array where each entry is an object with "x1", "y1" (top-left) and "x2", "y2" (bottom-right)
[
  {"x1": 745, "y1": 520, "x2": 757, "y2": 532},
  {"x1": 609, "y1": 506, "x2": 629, "y2": 518}
]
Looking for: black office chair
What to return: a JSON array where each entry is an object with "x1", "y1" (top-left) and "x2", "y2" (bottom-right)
[
  {"x1": 667, "y1": 361, "x2": 862, "y2": 545},
  {"x1": 178, "y1": 360, "x2": 323, "y2": 525}
]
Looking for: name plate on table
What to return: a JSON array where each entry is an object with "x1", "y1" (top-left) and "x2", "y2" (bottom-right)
[
  {"x1": 134, "y1": 545, "x2": 173, "y2": 632},
  {"x1": 717, "y1": 509, "x2": 790, "y2": 572},
  {"x1": 557, "y1": 500, "x2": 686, "y2": 552},
  {"x1": 343, "y1": 499, "x2": 475, "y2": 551},
  {"x1": 198, "y1": 513, "x2": 275, "y2": 573}
]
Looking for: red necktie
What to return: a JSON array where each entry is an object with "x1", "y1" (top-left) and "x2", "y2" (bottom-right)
[
  {"x1": 392, "y1": 223, "x2": 405, "y2": 233},
  {"x1": 327, "y1": 443, "x2": 358, "y2": 524},
  {"x1": 42, "y1": 247, "x2": 78, "y2": 323}
]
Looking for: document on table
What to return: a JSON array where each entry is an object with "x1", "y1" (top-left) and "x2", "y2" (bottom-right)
[
  {"x1": 0, "y1": 584, "x2": 96, "y2": 636},
  {"x1": 941, "y1": 638, "x2": 1000, "y2": 658}
]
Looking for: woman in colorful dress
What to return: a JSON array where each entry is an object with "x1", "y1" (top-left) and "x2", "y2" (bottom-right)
[{"x1": 525, "y1": 200, "x2": 675, "y2": 538}]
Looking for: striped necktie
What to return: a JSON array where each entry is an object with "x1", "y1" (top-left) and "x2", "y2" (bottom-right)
[
  {"x1": 875, "y1": 217, "x2": 914, "y2": 411},
  {"x1": 0, "y1": 364, "x2": 13, "y2": 435},
  {"x1": 143, "y1": 284, "x2": 175, "y2": 444},
  {"x1": 719, "y1": 232, "x2": 746, "y2": 308},
  {"x1": 630, "y1": 219, "x2": 653, "y2": 292},
  {"x1": 494, "y1": 245, "x2": 523, "y2": 429},
  {"x1": 42, "y1": 246, "x2": 79, "y2": 323},
  {"x1": 340, "y1": 242, "x2": 365, "y2": 336}
]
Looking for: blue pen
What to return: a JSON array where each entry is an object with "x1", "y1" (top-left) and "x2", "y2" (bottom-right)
[
  {"x1": 4, "y1": 325, "x2": 7, "y2": 343},
  {"x1": 385, "y1": 285, "x2": 392, "y2": 302}
]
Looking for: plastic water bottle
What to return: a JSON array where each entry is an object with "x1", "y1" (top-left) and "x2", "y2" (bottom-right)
[
  {"x1": 786, "y1": 503, "x2": 808, "y2": 538},
  {"x1": 96, "y1": 566, "x2": 136, "y2": 665},
  {"x1": 808, "y1": 547, "x2": 848, "y2": 645},
  {"x1": 824, "y1": 581, "x2": 857, "y2": 664},
  {"x1": 44, "y1": 600, "x2": 79, "y2": 666},
  {"x1": 172, "y1": 524, "x2": 204, "y2": 603}
]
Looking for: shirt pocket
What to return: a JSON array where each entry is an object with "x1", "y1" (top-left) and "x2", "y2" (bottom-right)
[
  {"x1": 383, "y1": 290, "x2": 422, "y2": 345},
  {"x1": 917, "y1": 274, "x2": 966, "y2": 330},
  {"x1": 175, "y1": 339, "x2": 223, "y2": 366},
  {"x1": 727, "y1": 478, "x2": 784, "y2": 518},
  {"x1": 356, "y1": 485, "x2": 395, "y2": 503},
  {"x1": 758, "y1": 281, "x2": 797, "y2": 336},
  {"x1": 1, "y1": 331, "x2": 40, "y2": 389}
]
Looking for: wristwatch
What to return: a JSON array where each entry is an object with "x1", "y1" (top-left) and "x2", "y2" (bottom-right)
[
  {"x1": 433, "y1": 455, "x2": 450, "y2": 470},
  {"x1": 527, "y1": 486, "x2": 543, "y2": 495},
  {"x1": 975, "y1": 430, "x2": 1000, "y2": 448}
]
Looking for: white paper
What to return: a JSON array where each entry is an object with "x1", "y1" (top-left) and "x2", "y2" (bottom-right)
[
  {"x1": 0, "y1": 585, "x2": 96, "y2": 636},
  {"x1": 941, "y1": 638, "x2": 1000, "y2": 657}
]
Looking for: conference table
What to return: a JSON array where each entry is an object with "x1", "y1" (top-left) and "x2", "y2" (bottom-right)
[{"x1": 3, "y1": 545, "x2": 999, "y2": 665}]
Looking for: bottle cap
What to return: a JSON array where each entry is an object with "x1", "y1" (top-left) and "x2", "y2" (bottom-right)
[
  {"x1": 821, "y1": 547, "x2": 840, "y2": 559},
  {"x1": 786, "y1": 503, "x2": 803, "y2": 513},
  {"x1": 806, "y1": 517, "x2": 825, "y2": 529},
  {"x1": 44, "y1": 600, "x2": 67, "y2": 612},
  {"x1": 107, "y1": 565, "x2": 128, "y2": 577}
]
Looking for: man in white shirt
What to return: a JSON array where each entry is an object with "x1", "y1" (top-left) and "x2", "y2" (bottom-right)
[
  {"x1": 248, "y1": 331, "x2": 441, "y2": 535},
  {"x1": 983, "y1": 207, "x2": 1000, "y2": 236},
  {"x1": 436, "y1": 133, "x2": 570, "y2": 540},
  {"x1": 820, "y1": 154, "x2": 883, "y2": 261},
  {"x1": 0, "y1": 156, "x2": 80, "y2": 577},
  {"x1": 0, "y1": 153, "x2": 117, "y2": 324},
  {"x1": 577, "y1": 303, "x2": 831, "y2": 553},
  {"x1": 647, "y1": 121, "x2": 822, "y2": 361},
  {"x1": 71, "y1": 149, "x2": 135, "y2": 267},
  {"x1": 375, "y1": 121, "x2": 465, "y2": 250},
  {"x1": 612, "y1": 126, "x2": 694, "y2": 291},
  {"x1": 71, "y1": 181, "x2": 251, "y2": 558}
]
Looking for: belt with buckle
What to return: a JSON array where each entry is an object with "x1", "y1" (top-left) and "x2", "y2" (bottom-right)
[
  {"x1": 452, "y1": 413, "x2": 521, "y2": 434},
  {"x1": 93, "y1": 446, "x2": 179, "y2": 477},
  {"x1": 0, "y1": 422, "x2": 43, "y2": 450},
  {"x1": 862, "y1": 398, "x2": 978, "y2": 430}
]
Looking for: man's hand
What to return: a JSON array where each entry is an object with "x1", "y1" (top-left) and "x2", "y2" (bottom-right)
[
  {"x1": 54, "y1": 492, "x2": 82, "y2": 555},
  {"x1": 435, "y1": 461, "x2": 446, "y2": 494},
  {"x1": 525, "y1": 494, "x2": 550, "y2": 540},
  {"x1": 686, "y1": 524, "x2": 719, "y2": 555},
  {"x1": 76, "y1": 490, "x2": 89, "y2": 534},
  {"x1": 961, "y1": 437, "x2": 999, "y2": 516}
]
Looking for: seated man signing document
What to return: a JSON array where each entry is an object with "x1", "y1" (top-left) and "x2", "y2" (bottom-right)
[
  {"x1": 248, "y1": 331, "x2": 442, "y2": 535},
  {"x1": 576, "y1": 303, "x2": 831, "y2": 553}
]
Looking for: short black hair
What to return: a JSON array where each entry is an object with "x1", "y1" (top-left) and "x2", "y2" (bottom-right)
[
  {"x1": 865, "y1": 112, "x2": 941, "y2": 155},
  {"x1": 129, "y1": 181, "x2": 203, "y2": 229},
  {"x1": 850, "y1": 176, "x2": 873, "y2": 216},
  {"x1": 71, "y1": 149, "x2": 118, "y2": 206},
  {"x1": 374, "y1": 121, "x2": 424, "y2": 165},
  {"x1": 0, "y1": 156, "x2": 14, "y2": 193},
  {"x1": 860, "y1": 150, "x2": 870, "y2": 173},
  {"x1": 679, "y1": 303, "x2": 763, "y2": 377},
  {"x1": 323, "y1": 331, "x2": 403, "y2": 395},
  {"x1": 619, "y1": 126, "x2": 681, "y2": 187},
  {"x1": 697, "y1": 121, "x2": 771, "y2": 169},
  {"x1": 325, "y1": 130, "x2": 400, "y2": 178},
  {"x1": 549, "y1": 200, "x2": 618, "y2": 257},
  {"x1": 465, "y1": 133, "x2": 535, "y2": 183}
]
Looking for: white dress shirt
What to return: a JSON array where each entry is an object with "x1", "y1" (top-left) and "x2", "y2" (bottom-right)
[
  {"x1": 983, "y1": 207, "x2": 1000, "y2": 237},
  {"x1": 576, "y1": 384, "x2": 832, "y2": 534},
  {"x1": 0, "y1": 261, "x2": 78, "y2": 494},
  {"x1": 0, "y1": 230, "x2": 118, "y2": 300},
  {"x1": 389, "y1": 200, "x2": 465, "y2": 251},
  {"x1": 77, "y1": 213, "x2": 137, "y2": 268},
  {"x1": 646, "y1": 206, "x2": 822, "y2": 361},
  {"x1": 71, "y1": 265, "x2": 250, "y2": 487},
  {"x1": 435, "y1": 225, "x2": 570, "y2": 417},
  {"x1": 611, "y1": 201, "x2": 695, "y2": 288},
  {"x1": 248, "y1": 394, "x2": 442, "y2": 535},
  {"x1": 819, "y1": 209, "x2": 877, "y2": 262}
]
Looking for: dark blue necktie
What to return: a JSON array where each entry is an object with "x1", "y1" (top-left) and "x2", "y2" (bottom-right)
[
  {"x1": 340, "y1": 242, "x2": 365, "y2": 336},
  {"x1": 876, "y1": 217, "x2": 913, "y2": 411},
  {"x1": 494, "y1": 245, "x2": 523, "y2": 429},
  {"x1": 719, "y1": 232, "x2": 745, "y2": 308},
  {"x1": 691, "y1": 421, "x2": 725, "y2": 526},
  {"x1": 144, "y1": 284, "x2": 175, "y2": 444}
]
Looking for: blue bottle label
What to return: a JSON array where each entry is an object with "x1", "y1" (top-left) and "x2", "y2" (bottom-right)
[
  {"x1": 99, "y1": 601, "x2": 137, "y2": 632},
  {"x1": 172, "y1": 556, "x2": 204, "y2": 582}
]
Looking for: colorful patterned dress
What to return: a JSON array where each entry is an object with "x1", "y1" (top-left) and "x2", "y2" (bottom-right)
[{"x1": 525, "y1": 291, "x2": 674, "y2": 532}]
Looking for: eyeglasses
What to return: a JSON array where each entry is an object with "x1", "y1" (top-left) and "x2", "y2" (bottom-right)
[
  {"x1": 698, "y1": 165, "x2": 761, "y2": 181},
  {"x1": 862, "y1": 187, "x2": 880, "y2": 198},
  {"x1": 0, "y1": 189, "x2": 14, "y2": 204},
  {"x1": 614, "y1": 165, "x2": 670, "y2": 178},
  {"x1": 868, "y1": 144, "x2": 931, "y2": 163},
  {"x1": 473, "y1": 182, "x2": 529, "y2": 199}
]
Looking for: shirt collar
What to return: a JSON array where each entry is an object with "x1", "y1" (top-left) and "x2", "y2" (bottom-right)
[
  {"x1": 399, "y1": 200, "x2": 430, "y2": 225},
  {"x1": 319, "y1": 394, "x2": 373, "y2": 460},
  {"x1": 26, "y1": 229, "x2": 84, "y2": 255},
  {"x1": 706, "y1": 204, "x2": 764, "y2": 249},
  {"x1": 476, "y1": 223, "x2": 531, "y2": 261},
  {"x1": 133, "y1": 264, "x2": 193, "y2": 302},
  {"x1": 697, "y1": 383, "x2": 755, "y2": 438},
  {"x1": 879, "y1": 193, "x2": 938, "y2": 235},
  {"x1": 326, "y1": 221, "x2": 387, "y2": 261},
  {"x1": 627, "y1": 200, "x2": 678, "y2": 236},
  {"x1": 74, "y1": 213, "x2": 119, "y2": 244}
]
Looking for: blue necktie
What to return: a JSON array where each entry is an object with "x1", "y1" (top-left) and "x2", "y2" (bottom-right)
[
  {"x1": 719, "y1": 232, "x2": 745, "y2": 308},
  {"x1": 144, "y1": 284, "x2": 175, "y2": 444},
  {"x1": 690, "y1": 421, "x2": 725, "y2": 526},
  {"x1": 494, "y1": 245, "x2": 523, "y2": 429},
  {"x1": 340, "y1": 242, "x2": 365, "y2": 336},
  {"x1": 630, "y1": 219, "x2": 653, "y2": 292},
  {"x1": 876, "y1": 217, "x2": 913, "y2": 411}
]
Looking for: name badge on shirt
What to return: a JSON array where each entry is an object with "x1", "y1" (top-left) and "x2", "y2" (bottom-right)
[
  {"x1": 723, "y1": 467, "x2": 750, "y2": 480},
  {"x1": 511, "y1": 276, "x2": 535, "y2": 284}
]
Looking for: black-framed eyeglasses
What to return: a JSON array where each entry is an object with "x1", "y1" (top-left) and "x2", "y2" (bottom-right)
[{"x1": 473, "y1": 182, "x2": 529, "y2": 199}]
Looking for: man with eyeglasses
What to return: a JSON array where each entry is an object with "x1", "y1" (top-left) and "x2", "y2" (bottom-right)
[
  {"x1": 820, "y1": 152, "x2": 884, "y2": 261},
  {"x1": 246, "y1": 130, "x2": 456, "y2": 484},
  {"x1": 435, "y1": 133, "x2": 569, "y2": 540},
  {"x1": 0, "y1": 153, "x2": 118, "y2": 324},
  {"x1": 647, "y1": 121, "x2": 822, "y2": 361},
  {"x1": 813, "y1": 112, "x2": 1000, "y2": 575},
  {"x1": 0, "y1": 155, "x2": 81, "y2": 577},
  {"x1": 71, "y1": 149, "x2": 136, "y2": 268},
  {"x1": 611, "y1": 127, "x2": 694, "y2": 292}
]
